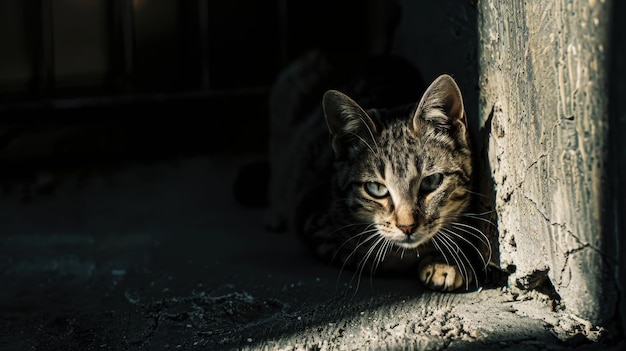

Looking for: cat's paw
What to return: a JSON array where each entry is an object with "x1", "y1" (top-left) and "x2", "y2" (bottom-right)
[{"x1": 418, "y1": 256, "x2": 470, "y2": 292}]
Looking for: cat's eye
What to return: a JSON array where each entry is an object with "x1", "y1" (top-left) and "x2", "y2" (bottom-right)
[
  {"x1": 420, "y1": 173, "x2": 444, "y2": 193},
  {"x1": 364, "y1": 182, "x2": 389, "y2": 198}
]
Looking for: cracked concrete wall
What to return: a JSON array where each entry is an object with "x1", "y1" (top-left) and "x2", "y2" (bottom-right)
[{"x1": 478, "y1": 0, "x2": 618, "y2": 325}]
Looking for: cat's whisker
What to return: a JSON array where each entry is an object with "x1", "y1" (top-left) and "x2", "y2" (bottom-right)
[
  {"x1": 352, "y1": 236, "x2": 386, "y2": 294},
  {"x1": 438, "y1": 231, "x2": 479, "y2": 290},
  {"x1": 360, "y1": 236, "x2": 384, "y2": 276},
  {"x1": 430, "y1": 236, "x2": 450, "y2": 266},
  {"x1": 367, "y1": 241, "x2": 384, "y2": 289},
  {"x1": 332, "y1": 224, "x2": 377, "y2": 252},
  {"x1": 463, "y1": 209, "x2": 497, "y2": 216},
  {"x1": 356, "y1": 115, "x2": 381, "y2": 156},
  {"x1": 335, "y1": 226, "x2": 378, "y2": 268},
  {"x1": 448, "y1": 222, "x2": 491, "y2": 247},
  {"x1": 433, "y1": 235, "x2": 468, "y2": 290},
  {"x1": 450, "y1": 233, "x2": 479, "y2": 291},
  {"x1": 335, "y1": 229, "x2": 379, "y2": 265},
  {"x1": 441, "y1": 227, "x2": 489, "y2": 269},
  {"x1": 448, "y1": 222, "x2": 492, "y2": 259},
  {"x1": 368, "y1": 243, "x2": 383, "y2": 281},
  {"x1": 449, "y1": 222, "x2": 492, "y2": 261},
  {"x1": 373, "y1": 239, "x2": 391, "y2": 275},
  {"x1": 447, "y1": 227, "x2": 492, "y2": 271},
  {"x1": 371, "y1": 240, "x2": 385, "y2": 276},
  {"x1": 329, "y1": 222, "x2": 374, "y2": 236},
  {"x1": 335, "y1": 230, "x2": 379, "y2": 287},
  {"x1": 352, "y1": 133, "x2": 379, "y2": 158},
  {"x1": 438, "y1": 210, "x2": 497, "y2": 228},
  {"x1": 463, "y1": 189, "x2": 492, "y2": 199},
  {"x1": 435, "y1": 233, "x2": 469, "y2": 290},
  {"x1": 460, "y1": 212, "x2": 499, "y2": 230}
]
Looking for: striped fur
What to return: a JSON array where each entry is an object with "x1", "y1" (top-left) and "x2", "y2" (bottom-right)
[{"x1": 267, "y1": 55, "x2": 488, "y2": 292}]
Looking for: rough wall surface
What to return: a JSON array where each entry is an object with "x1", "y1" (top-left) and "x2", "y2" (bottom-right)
[{"x1": 478, "y1": 0, "x2": 617, "y2": 325}]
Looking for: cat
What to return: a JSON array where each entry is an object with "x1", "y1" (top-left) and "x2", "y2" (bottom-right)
[{"x1": 266, "y1": 51, "x2": 490, "y2": 292}]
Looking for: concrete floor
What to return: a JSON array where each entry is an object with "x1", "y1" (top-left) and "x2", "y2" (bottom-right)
[{"x1": 0, "y1": 155, "x2": 621, "y2": 350}]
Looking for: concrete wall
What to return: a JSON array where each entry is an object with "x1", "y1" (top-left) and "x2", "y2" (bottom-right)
[{"x1": 478, "y1": 0, "x2": 618, "y2": 326}]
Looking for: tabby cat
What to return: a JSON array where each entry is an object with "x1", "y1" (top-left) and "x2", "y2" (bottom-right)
[{"x1": 266, "y1": 52, "x2": 489, "y2": 292}]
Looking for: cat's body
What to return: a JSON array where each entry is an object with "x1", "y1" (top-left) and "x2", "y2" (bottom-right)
[{"x1": 267, "y1": 52, "x2": 488, "y2": 292}]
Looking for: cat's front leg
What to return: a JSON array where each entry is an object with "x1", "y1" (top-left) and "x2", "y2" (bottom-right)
[{"x1": 418, "y1": 255, "x2": 473, "y2": 292}]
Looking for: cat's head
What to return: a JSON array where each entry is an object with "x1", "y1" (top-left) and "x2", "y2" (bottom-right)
[{"x1": 323, "y1": 74, "x2": 472, "y2": 249}]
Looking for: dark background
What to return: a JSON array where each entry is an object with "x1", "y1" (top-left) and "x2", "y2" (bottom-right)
[
  {"x1": 2, "y1": 1, "x2": 626, "y2": 349},
  {"x1": 0, "y1": 0, "x2": 478, "y2": 177},
  {"x1": 0, "y1": 1, "x2": 485, "y2": 349}
]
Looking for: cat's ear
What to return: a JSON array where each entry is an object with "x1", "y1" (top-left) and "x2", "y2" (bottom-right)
[
  {"x1": 323, "y1": 90, "x2": 378, "y2": 159},
  {"x1": 412, "y1": 74, "x2": 468, "y2": 144}
]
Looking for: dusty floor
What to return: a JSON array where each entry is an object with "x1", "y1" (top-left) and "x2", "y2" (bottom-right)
[{"x1": 0, "y1": 155, "x2": 622, "y2": 350}]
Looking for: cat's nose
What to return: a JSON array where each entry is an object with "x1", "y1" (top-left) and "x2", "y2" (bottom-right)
[{"x1": 397, "y1": 224, "x2": 416, "y2": 235}]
